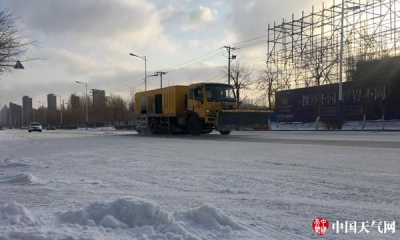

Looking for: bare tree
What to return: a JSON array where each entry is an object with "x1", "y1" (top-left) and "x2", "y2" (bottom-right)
[
  {"x1": 0, "y1": 9, "x2": 30, "y2": 74},
  {"x1": 257, "y1": 68, "x2": 279, "y2": 110},
  {"x1": 222, "y1": 62, "x2": 253, "y2": 105},
  {"x1": 107, "y1": 95, "x2": 127, "y2": 123},
  {"x1": 302, "y1": 44, "x2": 338, "y2": 129}
]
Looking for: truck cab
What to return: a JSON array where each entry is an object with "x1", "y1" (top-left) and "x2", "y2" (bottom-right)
[{"x1": 186, "y1": 83, "x2": 237, "y2": 134}]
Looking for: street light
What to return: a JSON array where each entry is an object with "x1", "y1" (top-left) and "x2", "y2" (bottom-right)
[
  {"x1": 129, "y1": 53, "x2": 147, "y2": 91},
  {"x1": 75, "y1": 81, "x2": 89, "y2": 129},
  {"x1": 338, "y1": 2, "x2": 360, "y2": 130}
]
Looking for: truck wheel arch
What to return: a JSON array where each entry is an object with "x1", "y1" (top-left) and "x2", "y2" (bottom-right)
[{"x1": 187, "y1": 115, "x2": 202, "y2": 135}]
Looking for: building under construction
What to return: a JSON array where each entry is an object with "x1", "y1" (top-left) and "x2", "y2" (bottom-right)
[{"x1": 266, "y1": 0, "x2": 400, "y2": 90}]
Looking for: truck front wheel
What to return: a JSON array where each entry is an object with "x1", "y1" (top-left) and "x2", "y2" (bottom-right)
[
  {"x1": 219, "y1": 130, "x2": 231, "y2": 135},
  {"x1": 187, "y1": 115, "x2": 202, "y2": 135}
]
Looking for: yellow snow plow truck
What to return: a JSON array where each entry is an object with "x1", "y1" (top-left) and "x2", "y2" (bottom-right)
[{"x1": 134, "y1": 83, "x2": 271, "y2": 135}]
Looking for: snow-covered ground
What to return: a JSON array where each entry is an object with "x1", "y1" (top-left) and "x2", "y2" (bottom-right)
[
  {"x1": 272, "y1": 120, "x2": 400, "y2": 131},
  {"x1": 0, "y1": 127, "x2": 399, "y2": 239}
]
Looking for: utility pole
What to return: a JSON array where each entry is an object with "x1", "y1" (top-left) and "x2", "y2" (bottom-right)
[
  {"x1": 156, "y1": 71, "x2": 167, "y2": 88},
  {"x1": 224, "y1": 46, "x2": 237, "y2": 85}
]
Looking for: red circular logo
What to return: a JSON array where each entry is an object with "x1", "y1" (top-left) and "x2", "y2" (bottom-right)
[{"x1": 312, "y1": 218, "x2": 330, "y2": 236}]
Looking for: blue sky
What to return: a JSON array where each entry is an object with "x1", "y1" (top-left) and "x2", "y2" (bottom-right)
[{"x1": 1, "y1": 0, "x2": 321, "y2": 108}]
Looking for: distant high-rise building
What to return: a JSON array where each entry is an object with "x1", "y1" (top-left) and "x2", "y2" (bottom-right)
[
  {"x1": 22, "y1": 96, "x2": 33, "y2": 125},
  {"x1": 47, "y1": 93, "x2": 57, "y2": 110},
  {"x1": 9, "y1": 102, "x2": 22, "y2": 127},
  {"x1": 0, "y1": 105, "x2": 10, "y2": 126},
  {"x1": 70, "y1": 94, "x2": 80, "y2": 108},
  {"x1": 22, "y1": 96, "x2": 32, "y2": 112},
  {"x1": 92, "y1": 89, "x2": 106, "y2": 107}
]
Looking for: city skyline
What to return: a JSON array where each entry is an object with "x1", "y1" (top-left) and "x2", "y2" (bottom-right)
[
  {"x1": 1, "y1": 0, "x2": 322, "y2": 109},
  {"x1": 0, "y1": 89, "x2": 109, "y2": 127}
]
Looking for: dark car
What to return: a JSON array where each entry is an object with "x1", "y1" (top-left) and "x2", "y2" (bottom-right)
[
  {"x1": 28, "y1": 122, "x2": 42, "y2": 132},
  {"x1": 46, "y1": 124, "x2": 56, "y2": 130}
]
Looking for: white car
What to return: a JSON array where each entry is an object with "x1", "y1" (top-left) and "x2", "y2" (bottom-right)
[{"x1": 28, "y1": 122, "x2": 42, "y2": 132}]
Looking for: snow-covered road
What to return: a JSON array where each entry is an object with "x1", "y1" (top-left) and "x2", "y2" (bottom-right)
[{"x1": 0, "y1": 129, "x2": 399, "y2": 239}]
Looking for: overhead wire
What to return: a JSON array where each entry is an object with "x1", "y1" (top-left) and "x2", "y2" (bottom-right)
[
  {"x1": 107, "y1": 49, "x2": 224, "y2": 94},
  {"x1": 107, "y1": 33, "x2": 271, "y2": 94},
  {"x1": 232, "y1": 34, "x2": 269, "y2": 46},
  {"x1": 162, "y1": 48, "x2": 222, "y2": 72}
]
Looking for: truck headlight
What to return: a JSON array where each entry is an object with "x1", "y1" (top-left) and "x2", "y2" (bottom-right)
[{"x1": 205, "y1": 109, "x2": 216, "y2": 116}]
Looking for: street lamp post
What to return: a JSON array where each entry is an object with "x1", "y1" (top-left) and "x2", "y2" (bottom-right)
[
  {"x1": 76, "y1": 81, "x2": 89, "y2": 129},
  {"x1": 129, "y1": 53, "x2": 147, "y2": 91}
]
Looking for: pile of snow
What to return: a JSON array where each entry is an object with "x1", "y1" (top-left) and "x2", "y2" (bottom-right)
[
  {"x1": 0, "y1": 157, "x2": 30, "y2": 168},
  {"x1": 0, "y1": 202, "x2": 40, "y2": 226},
  {"x1": 77, "y1": 126, "x2": 116, "y2": 131},
  {"x1": 175, "y1": 203, "x2": 244, "y2": 233},
  {"x1": 0, "y1": 199, "x2": 246, "y2": 240},
  {"x1": 57, "y1": 198, "x2": 198, "y2": 239},
  {"x1": 0, "y1": 173, "x2": 40, "y2": 185},
  {"x1": 0, "y1": 162, "x2": 30, "y2": 168}
]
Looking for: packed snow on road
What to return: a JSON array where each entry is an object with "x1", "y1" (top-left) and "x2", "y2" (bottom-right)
[{"x1": 0, "y1": 128, "x2": 399, "y2": 239}]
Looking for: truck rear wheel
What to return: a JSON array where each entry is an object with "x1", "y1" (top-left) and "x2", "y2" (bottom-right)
[
  {"x1": 188, "y1": 115, "x2": 202, "y2": 135},
  {"x1": 149, "y1": 118, "x2": 160, "y2": 134}
]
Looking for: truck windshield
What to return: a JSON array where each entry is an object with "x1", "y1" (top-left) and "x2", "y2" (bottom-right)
[{"x1": 205, "y1": 84, "x2": 236, "y2": 102}]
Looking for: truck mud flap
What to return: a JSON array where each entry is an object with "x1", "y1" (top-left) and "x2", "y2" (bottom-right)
[{"x1": 217, "y1": 111, "x2": 271, "y2": 131}]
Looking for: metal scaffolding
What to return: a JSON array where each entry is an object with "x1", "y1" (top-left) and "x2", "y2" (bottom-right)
[{"x1": 266, "y1": 0, "x2": 400, "y2": 90}]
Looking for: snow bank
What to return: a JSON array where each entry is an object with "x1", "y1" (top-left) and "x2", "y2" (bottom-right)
[
  {"x1": 0, "y1": 173, "x2": 40, "y2": 185},
  {"x1": 272, "y1": 120, "x2": 400, "y2": 130},
  {"x1": 0, "y1": 200, "x2": 247, "y2": 240},
  {"x1": 0, "y1": 157, "x2": 30, "y2": 168},
  {"x1": 0, "y1": 162, "x2": 30, "y2": 168},
  {"x1": 57, "y1": 198, "x2": 198, "y2": 240},
  {"x1": 0, "y1": 202, "x2": 40, "y2": 226},
  {"x1": 176, "y1": 203, "x2": 244, "y2": 232}
]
